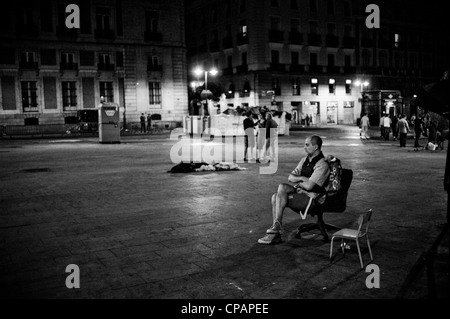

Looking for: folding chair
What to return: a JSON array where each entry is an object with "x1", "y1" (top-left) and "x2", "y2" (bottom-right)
[{"x1": 329, "y1": 209, "x2": 373, "y2": 269}]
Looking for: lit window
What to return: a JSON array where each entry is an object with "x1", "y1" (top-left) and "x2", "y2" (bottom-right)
[
  {"x1": 62, "y1": 81, "x2": 77, "y2": 108},
  {"x1": 21, "y1": 81, "x2": 38, "y2": 109},
  {"x1": 311, "y1": 78, "x2": 318, "y2": 95},
  {"x1": 345, "y1": 79, "x2": 352, "y2": 94},
  {"x1": 394, "y1": 33, "x2": 400, "y2": 48},
  {"x1": 329, "y1": 78, "x2": 335, "y2": 94},
  {"x1": 99, "y1": 81, "x2": 114, "y2": 102},
  {"x1": 149, "y1": 81, "x2": 161, "y2": 105}
]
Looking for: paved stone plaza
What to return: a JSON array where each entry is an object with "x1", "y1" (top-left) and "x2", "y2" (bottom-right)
[{"x1": 0, "y1": 126, "x2": 448, "y2": 299}]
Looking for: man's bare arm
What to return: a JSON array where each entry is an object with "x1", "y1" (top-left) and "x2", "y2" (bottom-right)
[{"x1": 288, "y1": 174, "x2": 308, "y2": 183}]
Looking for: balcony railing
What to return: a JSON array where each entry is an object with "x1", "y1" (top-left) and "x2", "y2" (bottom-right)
[
  {"x1": 60, "y1": 63, "x2": 78, "y2": 71},
  {"x1": 144, "y1": 31, "x2": 162, "y2": 42},
  {"x1": 97, "y1": 63, "x2": 115, "y2": 71},
  {"x1": 95, "y1": 29, "x2": 115, "y2": 39},
  {"x1": 327, "y1": 66, "x2": 341, "y2": 74},
  {"x1": 147, "y1": 64, "x2": 163, "y2": 72},
  {"x1": 22, "y1": 106, "x2": 39, "y2": 112},
  {"x1": 269, "y1": 63, "x2": 286, "y2": 72},
  {"x1": 16, "y1": 24, "x2": 39, "y2": 37},
  {"x1": 56, "y1": 26, "x2": 78, "y2": 38},
  {"x1": 343, "y1": 66, "x2": 356, "y2": 74},
  {"x1": 308, "y1": 65, "x2": 324, "y2": 73},
  {"x1": 19, "y1": 61, "x2": 39, "y2": 70},
  {"x1": 290, "y1": 64, "x2": 305, "y2": 72},
  {"x1": 268, "y1": 29, "x2": 284, "y2": 43}
]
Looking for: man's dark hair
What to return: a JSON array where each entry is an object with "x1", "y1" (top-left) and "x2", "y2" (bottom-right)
[{"x1": 310, "y1": 135, "x2": 323, "y2": 149}]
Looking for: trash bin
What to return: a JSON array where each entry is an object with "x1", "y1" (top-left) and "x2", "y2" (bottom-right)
[{"x1": 98, "y1": 102, "x2": 120, "y2": 144}]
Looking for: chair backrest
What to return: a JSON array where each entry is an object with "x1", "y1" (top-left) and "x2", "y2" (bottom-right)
[
  {"x1": 357, "y1": 209, "x2": 373, "y2": 237},
  {"x1": 321, "y1": 168, "x2": 353, "y2": 212}
]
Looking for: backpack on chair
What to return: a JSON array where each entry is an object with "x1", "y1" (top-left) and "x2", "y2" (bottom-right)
[{"x1": 324, "y1": 155, "x2": 342, "y2": 195}]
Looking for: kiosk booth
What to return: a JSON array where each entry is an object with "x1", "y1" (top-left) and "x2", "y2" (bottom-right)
[{"x1": 98, "y1": 102, "x2": 120, "y2": 143}]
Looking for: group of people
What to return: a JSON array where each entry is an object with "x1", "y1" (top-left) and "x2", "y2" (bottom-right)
[
  {"x1": 140, "y1": 113, "x2": 152, "y2": 133},
  {"x1": 301, "y1": 114, "x2": 314, "y2": 127},
  {"x1": 243, "y1": 111, "x2": 278, "y2": 163},
  {"x1": 360, "y1": 113, "x2": 411, "y2": 147},
  {"x1": 360, "y1": 111, "x2": 448, "y2": 149}
]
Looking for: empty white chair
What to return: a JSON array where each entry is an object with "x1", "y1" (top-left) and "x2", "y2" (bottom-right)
[{"x1": 329, "y1": 209, "x2": 373, "y2": 269}]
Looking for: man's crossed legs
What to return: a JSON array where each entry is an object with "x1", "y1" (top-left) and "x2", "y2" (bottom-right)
[{"x1": 258, "y1": 183, "x2": 313, "y2": 244}]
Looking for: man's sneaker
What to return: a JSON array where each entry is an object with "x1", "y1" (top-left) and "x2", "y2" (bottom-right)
[
  {"x1": 266, "y1": 221, "x2": 283, "y2": 234},
  {"x1": 258, "y1": 233, "x2": 282, "y2": 245}
]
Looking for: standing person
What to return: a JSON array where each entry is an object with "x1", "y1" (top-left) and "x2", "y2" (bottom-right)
[
  {"x1": 243, "y1": 112, "x2": 256, "y2": 162},
  {"x1": 147, "y1": 113, "x2": 152, "y2": 133},
  {"x1": 258, "y1": 136, "x2": 330, "y2": 244},
  {"x1": 305, "y1": 114, "x2": 310, "y2": 127},
  {"x1": 396, "y1": 114, "x2": 410, "y2": 147},
  {"x1": 427, "y1": 114, "x2": 438, "y2": 145},
  {"x1": 413, "y1": 113, "x2": 423, "y2": 148},
  {"x1": 256, "y1": 113, "x2": 266, "y2": 163},
  {"x1": 391, "y1": 113, "x2": 399, "y2": 141},
  {"x1": 265, "y1": 112, "x2": 278, "y2": 162},
  {"x1": 379, "y1": 112, "x2": 385, "y2": 137},
  {"x1": 383, "y1": 113, "x2": 392, "y2": 140},
  {"x1": 360, "y1": 113, "x2": 370, "y2": 139},
  {"x1": 140, "y1": 113, "x2": 146, "y2": 133}
]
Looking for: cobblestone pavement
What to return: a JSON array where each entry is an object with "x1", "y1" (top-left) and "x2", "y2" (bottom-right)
[{"x1": 0, "y1": 125, "x2": 448, "y2": 300}]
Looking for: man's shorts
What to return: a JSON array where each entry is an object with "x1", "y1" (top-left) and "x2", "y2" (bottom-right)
[{"x1": 286, "y1": 192, "x2": 318, "y2": 218}]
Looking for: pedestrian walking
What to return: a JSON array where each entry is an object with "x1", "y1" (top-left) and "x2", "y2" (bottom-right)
[
  {"x1": 265, "y1": 112, "x2": 278, "y2": 162},
  {"x1": 379, "y1": 112, "x2": 385, "y2": 137},
  {"x1": 140, "y1": 113, "x2": 146, "y2": 133},
  {"x1": 360, "y1": 113, "x2": 370, "y2": 139},
  {"x1": 413, "y1": 113, "x2": 423, "y2": 148},
  {"x1": 383, "y1": 114, "x2": 391, "y2": 140},
  {"x1": 243, "y1": 112, "x2": 256, "y2": 162},
  {"x1": 391, "y1": 114, "x2": 398, "y2": 140},
  {"x1": 256, "y1": 113, "x2": 266, "y2": 163},
  {"x1": 147, "y1": 114, "x2": 152, "y2": 133},
  {"x1": 396, "y1": 114, "x2": 410, "y2": 147}
]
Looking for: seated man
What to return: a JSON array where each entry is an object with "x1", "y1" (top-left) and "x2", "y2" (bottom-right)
[{"x1": 258, "y1": 135, "x2": 330, "y2": 244}]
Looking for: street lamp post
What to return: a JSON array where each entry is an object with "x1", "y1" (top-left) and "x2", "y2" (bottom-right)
[
  {"x1": 355, "y1": 80, "x2": 369, "y2": 116},
  {"x1": 194, "y1": 67, "x2": 218, "y2": 115}
]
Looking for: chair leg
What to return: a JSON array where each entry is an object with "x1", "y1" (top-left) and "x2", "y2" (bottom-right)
[
  {"x1": 341, "y1": 238, "x2": 345, "y2": 254},
  {"x1": 367, "y1": 235, "x2": 373, "y2": 261},
  {"x1": 329, "y1": 236, "x2": 335, "y2": 262},
  {"x1": 317, "y1": 214, "x2": 329, "y2": 242},
  {"x1": 355, "y1": 239, "x2": 364, "y2": 269}
]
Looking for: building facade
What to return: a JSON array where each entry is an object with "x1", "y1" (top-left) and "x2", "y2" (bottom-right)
[
  {"x1": 185, "y1": 0, "x2": 449, "y2": 126},
  {"x1": 0, "y1": 0, "x2": 188, "y2": 126}
]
